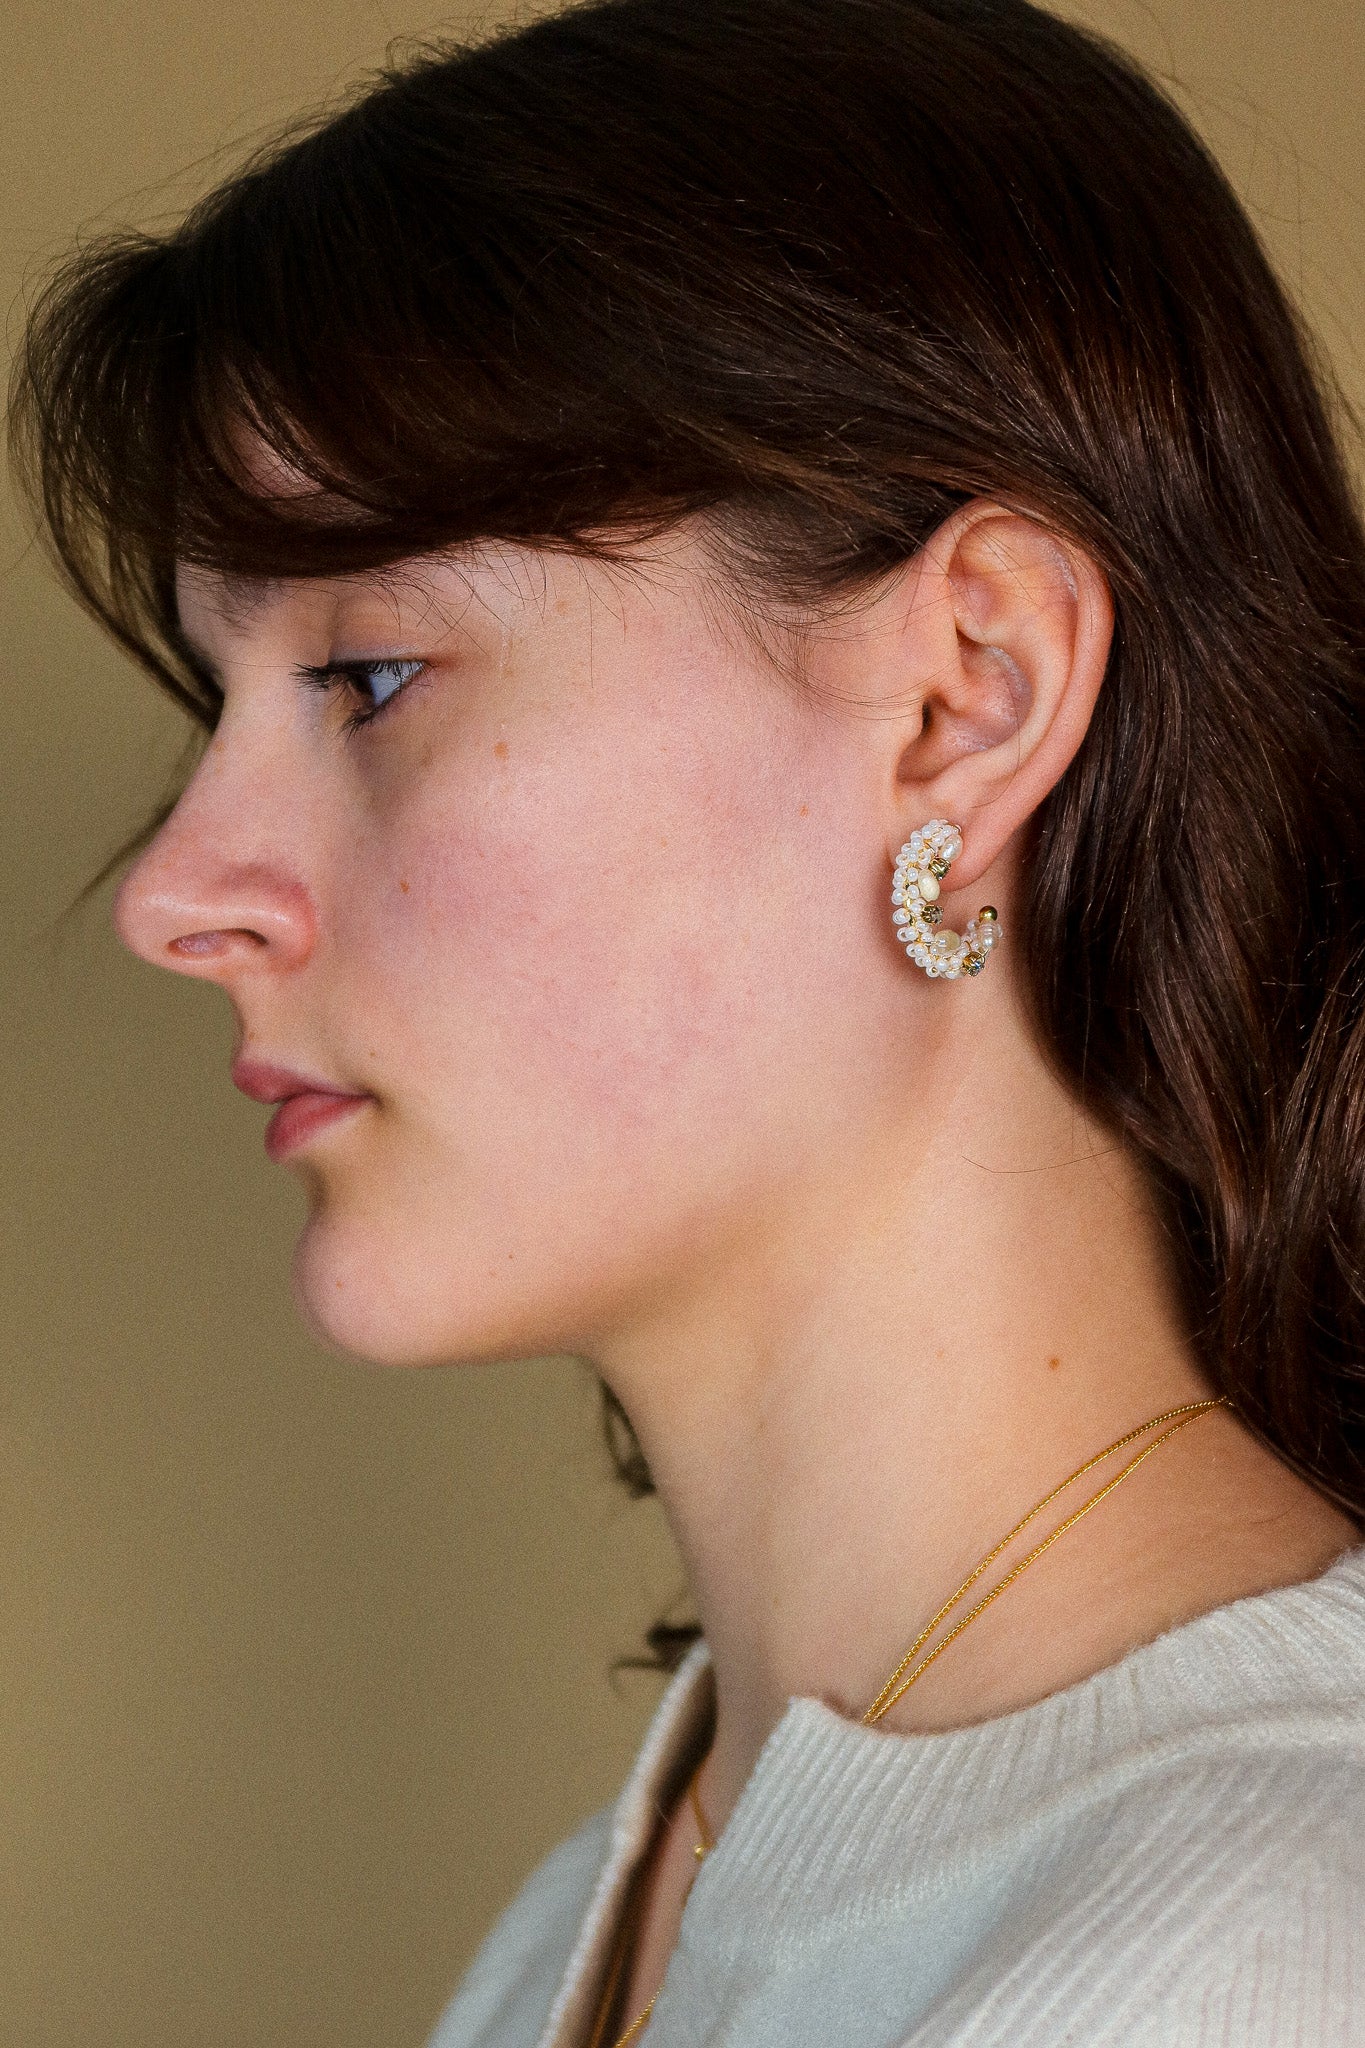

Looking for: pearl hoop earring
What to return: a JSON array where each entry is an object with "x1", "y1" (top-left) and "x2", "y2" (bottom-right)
[{"x1": 891, "y1": 820, "x2": 1000, "y2": 979}]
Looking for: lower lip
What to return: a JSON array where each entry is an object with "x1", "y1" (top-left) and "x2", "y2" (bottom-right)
[{"x1": 265, "y1": 1092, "x2": 369, "y2": 1163}]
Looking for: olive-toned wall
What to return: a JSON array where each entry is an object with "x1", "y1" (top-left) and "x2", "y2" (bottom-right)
[{"x1": 3, "y1": 4, "x2": 1363, "y2": 2044}]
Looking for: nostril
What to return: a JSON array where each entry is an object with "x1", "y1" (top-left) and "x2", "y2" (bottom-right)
[{"x1": 168, "y1": 927, "x2": 268, "y2": 959}]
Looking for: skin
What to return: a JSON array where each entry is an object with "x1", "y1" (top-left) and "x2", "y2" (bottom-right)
[{"x1": 115, "y1": 505, "x2": 1359, "y2": 2025}]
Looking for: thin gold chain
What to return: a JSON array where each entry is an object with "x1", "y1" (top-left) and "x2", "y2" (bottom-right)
[
  {"x1": 611, "y1": 1999, "x2": 655, "y2": 2048},
  {"x1": 687, "y1": 1765, "x2": 716, "y2": 1858},
  {"x1": 589, "y1": 1757, "x2": 712, "y2": 2048},
  {"x1": 586, "y1": 1864, "x2": 650, "y2": 2048},
  {"x1": 863, "y1": 1396, "x2": 1228, "y2": 1723},
  {"x1": 599, "y1": 1392, "x2": 1229, "y2": 2047}
]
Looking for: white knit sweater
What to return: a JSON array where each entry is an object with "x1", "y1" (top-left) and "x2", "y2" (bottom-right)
[{"x1": 430, "y1": 1546, "x2": 1365, "y2": 2047}]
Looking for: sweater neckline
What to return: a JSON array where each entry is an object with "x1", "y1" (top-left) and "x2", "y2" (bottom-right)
[
  {"x1": 537, "y1": 1542, "x2": 1365, "y2": 2046},
  {"x1": 680, "y1": 1541, "x2": 1365, "y2": 1947}
]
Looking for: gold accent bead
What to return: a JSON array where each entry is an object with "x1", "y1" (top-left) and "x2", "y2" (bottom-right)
[{"x1": 978, "y1": 905, "x2": 998, "y2": 921}]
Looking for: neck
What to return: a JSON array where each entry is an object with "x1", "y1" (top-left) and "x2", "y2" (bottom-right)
[{"x1": 592, "y1": 984, "x2": 1357, "y2": 1843}]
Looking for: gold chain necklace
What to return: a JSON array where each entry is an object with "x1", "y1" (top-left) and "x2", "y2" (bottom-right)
[
  {"x1": 593, "y1": 1394, "x2": 1228, "y2": 2048},
  {"x1": 862, "y1": 1396, "x2": 1227, "y2": 1722},
  {"x1": 586, "y1": 1759, "x2": 715, "y2": 2048}
]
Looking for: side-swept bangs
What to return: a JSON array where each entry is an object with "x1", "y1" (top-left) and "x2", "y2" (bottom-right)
[{"x1": 12, "y1": 1, "x2": 1013, "y2": 725}]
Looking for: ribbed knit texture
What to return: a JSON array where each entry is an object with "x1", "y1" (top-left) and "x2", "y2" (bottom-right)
[{"x1": 430, "y1": 1546, "x2": 1365, "y2": 2048}]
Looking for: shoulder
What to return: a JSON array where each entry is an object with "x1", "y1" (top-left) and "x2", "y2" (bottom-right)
[
  {"x1": 1128, "y1": 1786, "x2": 1365, "y2": 2045},
  {"x1": 1022, "y1": 1745, "x2": 1365, "y2": 2047},
  {"x1": 906, "y1": 1587, "x2": 1365, "y2": 2048},
  {"x1": 424, "y1": 1801, "x2": 614, "y2": 2048}
]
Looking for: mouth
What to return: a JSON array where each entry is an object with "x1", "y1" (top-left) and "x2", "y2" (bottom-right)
[{"x1": 231, "y1": 1058, "x2": 373, "y2": 1165}]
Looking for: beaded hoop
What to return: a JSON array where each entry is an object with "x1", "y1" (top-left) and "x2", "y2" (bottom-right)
[{"x1": 891, "y1": 819, "x2": 1000, "y2": 979}]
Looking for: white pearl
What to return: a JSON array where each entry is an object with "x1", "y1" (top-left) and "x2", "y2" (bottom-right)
[
  {"x1": 918, "y1": 871, "x2": 940, "y2": 902},
  {"x1": 892, "y1": 908, "x2": 910, "y2": 924},
  {"x1": 940, "y1": 830, "x2": 963, "y2": 863}
]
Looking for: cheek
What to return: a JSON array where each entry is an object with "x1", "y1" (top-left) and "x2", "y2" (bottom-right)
[
  {"x1": 295, "y1": 672, "x2": 885, "y2": 1364},
  {"x1": 339, "y1": 709, "x2": 856, "y2": 1187}
]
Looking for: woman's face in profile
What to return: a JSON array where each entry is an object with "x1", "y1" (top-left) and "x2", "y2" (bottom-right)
[{"x1": 116, "y1": 532, "x2": 914, "y2": 1368}]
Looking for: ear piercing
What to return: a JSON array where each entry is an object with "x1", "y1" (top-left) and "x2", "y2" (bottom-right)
[{"x1": 891, "y1": 820, "x2": 1000, "y2": 979}]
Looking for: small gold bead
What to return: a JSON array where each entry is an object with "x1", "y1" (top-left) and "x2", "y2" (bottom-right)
[{"x1": 978, "y1": 905, "x2": 998, "y2": 921}]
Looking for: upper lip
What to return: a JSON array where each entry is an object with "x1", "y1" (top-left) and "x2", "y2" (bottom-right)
[{"x1": 231, "y1": 1057, "x2": 368, "y2": 1105}]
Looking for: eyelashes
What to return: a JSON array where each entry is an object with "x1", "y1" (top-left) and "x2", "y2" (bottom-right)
[{"x1": 294, "y1": 656, "x2": 427, "y2": 733}]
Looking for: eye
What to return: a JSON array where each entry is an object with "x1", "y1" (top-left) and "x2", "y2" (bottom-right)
[
  {"x1": 354, "y1": 658, "x2": 423, "y2": 713},
  {"x1": 295, "y1": 656, "x2": 427, "y2": 731}
]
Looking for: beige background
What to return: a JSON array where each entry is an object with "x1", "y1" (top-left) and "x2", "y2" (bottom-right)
[{"x1": 3, "y1": 3, "x2": 1363, "y2": 2044}]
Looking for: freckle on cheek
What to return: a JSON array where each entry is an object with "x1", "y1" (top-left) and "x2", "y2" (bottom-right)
[
  {"x1": 799, "y1": 804, "x2": 809, "y2": 817},
  {"x1": 494, "y1": 739, "x2": 509, "y2": 759},
  {"x1": 399, "y1": 880, "x2": 410, "y2": 894}
]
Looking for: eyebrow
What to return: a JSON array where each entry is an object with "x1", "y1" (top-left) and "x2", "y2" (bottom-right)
[
  {"x1": 172, "y1": 572, "x2": 285, "y2": 685},
  {"x1": 175, "y1": 627, "x2": 223, "y2": 685}
]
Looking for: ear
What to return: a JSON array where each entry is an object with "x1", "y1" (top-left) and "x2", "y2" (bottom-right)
[{"x1": 884, "y1": 502, "x2": 1113, "y2": 890}]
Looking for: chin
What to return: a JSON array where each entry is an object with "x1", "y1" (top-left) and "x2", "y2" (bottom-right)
[{"x1": 287, "y1": 1205, "x2": 561, "y2": 1370}]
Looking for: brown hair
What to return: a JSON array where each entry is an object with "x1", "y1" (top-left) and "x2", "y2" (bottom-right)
[{"x1": 12, "y1": 0, "x2": 1365, "y2": 1667}]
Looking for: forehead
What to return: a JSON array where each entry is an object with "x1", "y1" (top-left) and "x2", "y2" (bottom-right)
[
  {"x1": 172, "y1": 537, "x2": 720, "y2": 663},
  {"x1": 175, "y1": 564, "x2": 281, "y2": 633},
  {"x1": 172, "y1": 555, "x2": 508, "y2": 658}
]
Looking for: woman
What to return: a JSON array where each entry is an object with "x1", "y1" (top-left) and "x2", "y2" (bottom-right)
[{"x1": 11, "y1": 0, "x2": 1365, "y2": 2040}]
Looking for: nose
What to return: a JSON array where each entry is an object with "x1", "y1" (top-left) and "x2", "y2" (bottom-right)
[{"x1": 113, "y1": 770, "x2": 317, "y2": 981}]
